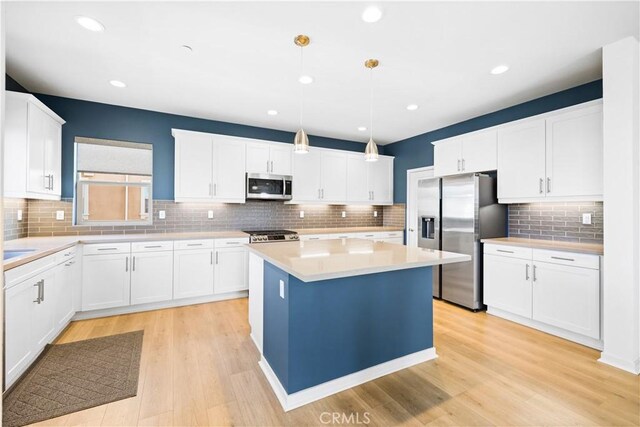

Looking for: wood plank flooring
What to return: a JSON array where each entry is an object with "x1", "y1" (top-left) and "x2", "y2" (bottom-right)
[{"x1": 31, "y1": 298, "x2": 639, "y2": 426}]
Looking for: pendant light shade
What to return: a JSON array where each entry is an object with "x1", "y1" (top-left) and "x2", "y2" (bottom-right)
[
  {"x1": 364, "y1": 59, "x2": 379, "y2": 162},
  {"x1": 294, "y1": 35, "x2": 311, "y2": 154},
  {"x1": 364, "y1": 137, "x2": 379, "y2": 162},
  {"x1": 293, "y1": 129, "x2": 309, "y2": 153}
]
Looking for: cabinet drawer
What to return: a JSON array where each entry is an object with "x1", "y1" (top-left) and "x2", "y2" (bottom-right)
[
  {"x1": 5, "y1": 254, "x2": 57, "y2": 289},
  {"x1": 132, "y1": 241, "x2": 173, "y2": 253},
  {"x1": 332, "y1": 233, "x2": 356, "y2": 239},
  {"x1": 484, "y1": 244, "x2": 532, "y2": 260},
  {"x1": 83, "y1": 243, "x2": 131, "y2": 256},
  {"x1": 215, "y1": 237, "x2": 250, "y2": 248},
  {"x1": 533, "y1": 249, "x2": 599, "y2": 270},
  {"x1": 299, "y1": 234, "x2": 327, "y2": 241},
  {"x1": 355, "y1": 232, "x2": 378, "y2": 239},
  {"x1": 381, "y1": 231, "x2": 403, "y2": 238},
  {"x1": 174, "y1": 239, "x2": 214, "y2": 250},
  {"x1": 55, "y1": 246, "x2": 77, "y2": 264}
]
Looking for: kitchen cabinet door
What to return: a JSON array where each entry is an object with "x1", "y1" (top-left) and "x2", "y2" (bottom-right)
[
  {"x1": 545, "y1": 103, "x2": 603, "y2": 199},
  {"x1": 173, "y1": 249, "x2": 215, "y2": 299},
  {"x1": 484, "y1": 254, "x2": 532, "y2": 318},
  {"x1": 26, "y1": 102, "x2": 47, "y2": 195},
  {"x1": 131, "y1": 251, "x2": 174, "y2": 305},
  {"x1": 320, "y1": 151, "x2": 347, "y2": 202},
  {"x1": 368, "y1": 156, "x2": 393, "y2": 204},
  {"x1": 346, "y1": 154, "x2": 369, "y2": 202},
  {"x1": 32, "y1": 269, "x2": 56, "y2": 349},
  {"x1": 82, "y1": 253, "x2": 131, "y2": 311},
  {"x1": 43, "y1": 114, "x2": 62, "y2": 196},
  {"x1": 269, "y1": 144, "x2": 293, "y2": 175},
  {"x1": 214, "y1": 247, "x2": 248, "y2": 294},
  {"x1": 5, "y1": 278, "x2": 36, "y2": 387},
  {"x1": 532, "y1": 262, "x2": 600, "y2": 339},
  {"x1": 174, "y1": 131, "x2": 214, "y2": 201},
  {"x1": 246, "y1": 142, "x2": 271, "y2": 174},
  {"x1": 497, "y1": 119, "x2": 547, "y2": 200},
  {"x1": 54, "y1": 259, "x2": 77, "y2": 331},
  {"x1": 434, "y1": 138, "x2": 462, "y2": 177},
  {"x1": 213, "y1": 137, "x2": 246, "y2": 202},
  {"x1": 461, "y1": 129, "x2": 497, "y2": 173},
  {"x1": 292, "y1": 148, "x2": 322, "y2": 201}
]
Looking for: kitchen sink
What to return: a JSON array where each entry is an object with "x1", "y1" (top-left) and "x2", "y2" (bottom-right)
[{"x1": 3, "y1": 249, "x2": 36, "y2": 261}]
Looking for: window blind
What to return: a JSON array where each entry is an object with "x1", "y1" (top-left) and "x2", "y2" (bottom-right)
[{"x1": 75, "y1": 137, "x2": 153, "y2": 176}]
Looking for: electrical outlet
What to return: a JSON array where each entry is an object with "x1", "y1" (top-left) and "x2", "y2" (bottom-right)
[
  {"x1": 582, "y1": 213, "x2": 592, "y2": 225},
  {"x1": 279, "y1": 280, "x2": 285, "y2": 299},
  {"x1": 208, "y1": 210, "x2": 214, "y2": 219},
  {"x1": 374, "y1": 211, "x2": 378, "y2": 217},
  {"x1": 55, "y1": 210, "x2": 64, "y2": 220},
  {"x1": 299, "y1": 210, "x2": 305, "y2": 219},
  {"x1": 342, "y1": 211, "x2": 346, "y2": 218},
  {"x1": 17, "y1": 209, "x2": 23, "y2": 221},
  {"x1": 159, "y1": 210, "x2": 166, "y2": 219}
]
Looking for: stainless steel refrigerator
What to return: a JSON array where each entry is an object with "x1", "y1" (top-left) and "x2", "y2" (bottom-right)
[{"x1": 417, "y1": 174, "x2": 506, "y2": 309}]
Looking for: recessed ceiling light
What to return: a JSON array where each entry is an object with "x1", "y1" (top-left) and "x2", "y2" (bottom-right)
[
  {"x1": 362, "y1": 6, "x2": 383, "y2": 23},
  {"x1": 181, "y1": 45, "x2": 193, "y2": 52},
  {"x1": 406, "y1": 104, "x2": 419, "y2": 111},
  {"x1": 358, "y1": 126, "x2": 367, "y2": 131},
  {"x1": 267, "y1": 110, "x2": 278, "y2": 116},
  {"x1": 299, "y1": 75, "x2": 314, "y2": 84},
  {"x1": 491, "y1": 64, "x2": 510, "y2": 75},
  {"x1": 74, "y1": 16, "x2": 105, "y2": 32},
  {"x1": 109, "y1": 80, "x2": 126, "y2": 88}
]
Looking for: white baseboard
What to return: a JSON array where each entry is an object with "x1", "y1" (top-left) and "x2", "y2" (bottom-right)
[
  {"x1": 259, "y1": 347, "x2": 438, "y2": 412},
  {"x1": 249, "y1": 332, "x2": 262, "y2": 354},
  {"x1": 598, "y1": 353, "x2": 640, "y2": 375},
  {"x1": 72, "y1": 291, "x2": 248, "y2": 320},
  {"x1": 487, "y1": 307, "x2": 603, "y2": 350}
]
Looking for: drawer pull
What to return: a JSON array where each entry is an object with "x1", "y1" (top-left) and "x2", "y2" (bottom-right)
[
  {"x1": 144, "y1": 245, "x2": 163, "y2": 249},
  {"x1": 97, "y1": 247, "x2": 118, "y2": 251},
  {"x1": 525, "y1": 264, "x2": 530, "y2": 280},
  {"x1": 187, "y1": 243, "x2": 203, "y2": 247},
  {"x1": 225, "y1": 242, "x2": 240, "y2": 245},
  {"x1": 309, "y1": 237, "x2": 320, "y2": 240},
  {"x1": 551, "y1": 256, "x2": 575, "y2": 262},
  {"x1": 496, "y1": 249, "x2": 514, "y2": 254},
  {"x1": 365, "y1": 234, "x2": 375, "y2": 237}
]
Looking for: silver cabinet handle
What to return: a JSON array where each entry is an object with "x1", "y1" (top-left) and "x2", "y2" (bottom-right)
[
  {"x1": 551, "y1": 256, "x2": 575, "y2": 262},
  {"x1": 98, "y1": 247, "x2": 118, "y2": 251},
  {"x1": 461, "y1": 159, "x2": 465, "y2": 171},
  {"x1": 187, "y1": 243, "x2": 203, "y2": 247},
  {"x1": 409, "y1": 228, "x2": 415, "y2": 232},
  {"x1": 532, "y1": 265, "x2": 537, "y2": 282},
  {"x1": 321, "y1": 189, "x2": 324, "y2": 199},
  {"x1": 496, "y1": 249, "x2": 514, "y2": 253},
  {"x1": 215, "y1": 251, "x2": 219, "y2": 264},
  {"x1": 33, "y1": 282, "x2": 41, "y2": 304},
  {"x1": 546, "y1": 177, "x2": 551, "y2": 193},
  {"x1": 214, "y1": 183, "x2": 217, "y2": 196},
  {"x1": 40, "y1": 279, "x2": 45, "y2": 302},
  {"x1": 371, "y1": 190, "x2": 374, "y2": 200},
  {"x1": 125, "y1": 256, "x2": 129, "y2": 272},
  {"x1": 525, "y1": 264, "x2": 530, "y2": 281},
  {"x1": 539, "y1": 178, "x2": 544, "y2": 194},
  {"x1": 318, "y1": 189, "x2": 321, "y2": 199},
  {"x1": 267, "y1": 160, "x2": 270, "y2": 173},
  {"x1": 210, "y1": 251, "x2": 213, "y2": 265},
  {"x1": 50, "y1": 175, "x2": 54, "y2": 190},
  {"x1": 209, "y1": 183, "x2": 213, "y2": 196},
  {"x1": 132, "y1": 256, "x2": 136, "y2": 272},
  {"x1": 457, "y1": 159, "x2": 461, "y2": 171},
  {"x1": 225, "y1": 241, "x2": 240, "y2": 245},
  {"x1": 144, "y1": 245, "x2": 162, "y2": 249}
]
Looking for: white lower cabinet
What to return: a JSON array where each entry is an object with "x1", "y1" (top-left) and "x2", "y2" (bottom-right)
[
  {"x1": 214, "y1": 241, "x2": 248, "y2": 294},
  {"x1": 82, "y1": 251, "x2": 131, "y2": 311},
  {"x1": 483, "y1": 243, "x2": 601, "y2": 347},
  {"x1": 32, "y1": 268, "x2": 56, "y2": 349},
  {"x1": 5, "y1": 277, "x2": 39, "y2": 386},
  {"x1": 54, "y1": 257, "x2": 79, "y2": 329},
  {"x1": 131, "y1": 250, "x2": 174, "y2": 305},
  {"x1": 173, "y1": 244, "x2": 215, "y2": 299}
]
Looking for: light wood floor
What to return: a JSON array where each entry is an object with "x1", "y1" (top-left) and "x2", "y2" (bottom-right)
[{"x1": 32, "y1": 298, "x2": 639, "y2": 427}]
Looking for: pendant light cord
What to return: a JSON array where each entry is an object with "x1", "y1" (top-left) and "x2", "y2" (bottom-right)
[
  {"x1": 299, "y1": 46, "x2": 304, "y2": 129},
  {"x1": 369, "y1": 67, "x2": 374, "y2": 140}
]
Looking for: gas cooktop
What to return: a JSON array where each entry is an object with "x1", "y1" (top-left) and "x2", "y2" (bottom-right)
[{"x1": 243, "y1": 229, "x2": 299, "y2": 243}]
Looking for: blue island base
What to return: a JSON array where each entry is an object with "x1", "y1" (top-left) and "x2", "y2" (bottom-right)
[{"x1": 260, "y1": 263, "x2": 436, "y2": 411}]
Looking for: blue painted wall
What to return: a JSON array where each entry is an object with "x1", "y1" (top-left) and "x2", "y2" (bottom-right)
[
  {"x1": 384, "y1": 80, "x2": 603, "y2": 203},
  {"x1": 263, "y1": 263, "x2": 433, "y2": 394},
  {"x1": 6, "y1": 74, "x2": 372, "y2": 200}
]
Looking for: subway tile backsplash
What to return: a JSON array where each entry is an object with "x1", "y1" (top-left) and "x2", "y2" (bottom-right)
[
  {"x1": 4, "y1": 198, "x2": 29, "y2": 241},
  {"x1": 508, "y1": 201, "x2": 603, "y2": 244},
  {"x1": 383, "y1": 203, "x2": 405, "y2": 228},
  {"x1": 24, "y1": 199, "x2": 384, "y2": 237}
]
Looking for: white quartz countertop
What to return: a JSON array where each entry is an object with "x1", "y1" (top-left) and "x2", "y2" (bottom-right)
[
  {"x1": 481, "y1": 237, "x2": 604, "y2": 255},
  {"x1": 246, "y1": 238, "x2": 471, "y2": 282}
]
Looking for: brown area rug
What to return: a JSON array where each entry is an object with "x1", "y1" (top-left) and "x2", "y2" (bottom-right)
[{"x1": 3, "y1": 330, "x2": 143, "y2": 427}]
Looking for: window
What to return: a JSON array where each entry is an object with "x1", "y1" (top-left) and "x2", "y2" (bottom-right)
[{"x1": 74, "y1": 137, "x2": 153, "y2": 226}]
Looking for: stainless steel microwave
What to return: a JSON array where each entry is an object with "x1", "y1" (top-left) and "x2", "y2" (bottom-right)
[{"x1": 246, "y1": 173, "x2": 293, "y2": 200}]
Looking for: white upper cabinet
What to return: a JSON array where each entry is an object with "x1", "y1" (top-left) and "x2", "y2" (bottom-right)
[
  {"x1": 346, "y1": 154, "x2": 369, "y2": 202},
  {"x1": 545, "y1": 103, "x2": 603, "y2": 198},
  {"x1": 246, "y1": 141, "x2": 292, "y2": 175},
  {"x1": 368, "y1": 155, "x2": 393, "y2": 204},
  {"x1": 497, "y1": 119, "x2": 547, "y2": 200},
  {"x1": 320, "y1": 151, "x2": 348, "y2": 202},
  {"x1": 292, "y1": 148, "x2": 323, "y2": 201},
  {"x1": 173, "y1": 129, "x2": 246, "y2": 203},
  {"x1": 4, "y1": 91, "x2": 65, "y2": 200},
  {"x1": 433, "y1": 129, "x2": 497, "y2": 177},
  {"x1": 497, "y1": 100, "x2": 603, "y2": 203}
]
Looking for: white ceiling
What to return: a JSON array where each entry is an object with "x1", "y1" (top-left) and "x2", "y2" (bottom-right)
[{"x1": 5, "y1": 1, "x2": 639, "y2": 144}]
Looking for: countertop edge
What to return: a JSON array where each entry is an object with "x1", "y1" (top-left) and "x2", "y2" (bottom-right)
[{"x1": 481, "y1": 238, "x2": 604, "y2": 256}]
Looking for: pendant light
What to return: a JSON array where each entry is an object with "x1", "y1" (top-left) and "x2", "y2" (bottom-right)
[
  {"x1": 293, "y1": 34, "x2": 310, "y2": 154},
  {"x1": 364, "y1": 59, "x2": 379, "y2": 162}
]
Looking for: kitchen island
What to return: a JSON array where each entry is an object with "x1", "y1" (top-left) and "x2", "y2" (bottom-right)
[{"x1": 246, "y1": 238, "x2": 470, "y2": 411}]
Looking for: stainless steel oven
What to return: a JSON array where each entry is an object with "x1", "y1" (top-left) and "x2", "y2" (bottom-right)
[{"x1": 246, "y1": 173, "x2": 293, "y2": 200}]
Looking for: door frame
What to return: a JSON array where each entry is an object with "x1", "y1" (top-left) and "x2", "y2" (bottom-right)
[{"x1": 406, "y1": 166, "x2": 434, "y2": 247}]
